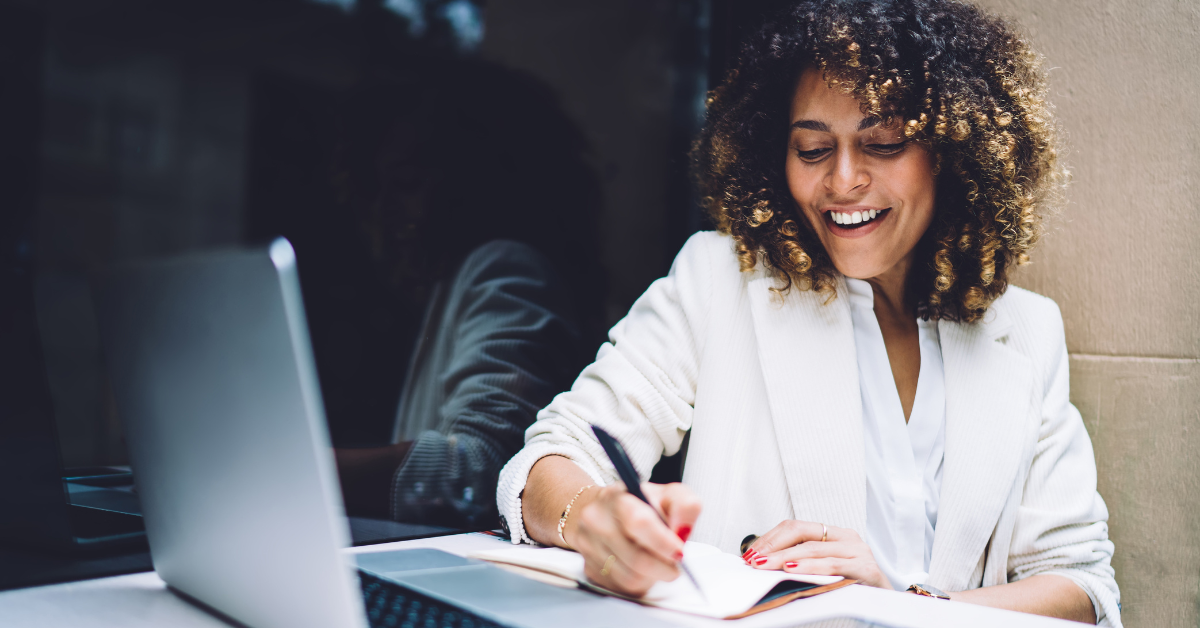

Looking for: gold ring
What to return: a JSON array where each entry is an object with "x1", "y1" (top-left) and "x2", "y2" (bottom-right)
[
  {"x1": 820, "y1": 523, "x2": 828, "y2": 543},
  {"x1": 600, "y1": 554, "x2": 617, "y2": 577}
]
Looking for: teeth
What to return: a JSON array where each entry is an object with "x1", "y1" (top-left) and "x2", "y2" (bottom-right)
[{"x1": 831, "y1": 209, "x2": 884, "y2": 226}]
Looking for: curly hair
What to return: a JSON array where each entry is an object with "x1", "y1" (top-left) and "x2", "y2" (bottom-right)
[{"x1": 693, "y1": 0, "x2": 1066, "y2": 322}]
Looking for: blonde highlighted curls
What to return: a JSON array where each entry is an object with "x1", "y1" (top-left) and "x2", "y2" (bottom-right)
[{"x1": 693, "y1": 0, "x2": 1066, "y2": 322}]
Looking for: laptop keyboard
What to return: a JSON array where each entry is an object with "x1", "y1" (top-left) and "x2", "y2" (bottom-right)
[{"x1": 359, "y1": 571, "x2": 507, "y2": 628}]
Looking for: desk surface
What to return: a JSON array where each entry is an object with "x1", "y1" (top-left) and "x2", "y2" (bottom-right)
[{"x1": 0, "y1": 532, "x2": 1076, "y2": 628}]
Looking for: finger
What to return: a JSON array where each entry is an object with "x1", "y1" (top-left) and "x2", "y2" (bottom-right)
[
  {"x1": 779, "y1": 557, "x2": 850, "y2": 577},
  {"x1": 578, "y1": 492, "x2": 680, "y2": 581},
  {"x1": 746, "y1": 521, "x2": 850, "y2": 561},
  {"x1": 611, "y1": 492, "x2": 686, "y2": 568},
  {"x1": 746, "y1": 520, "x2": 823, "y2": 559},
  {"x1": 582, "y1": 538, "x2": 658, "y2": 597},
  {"x1": 748, "y1": 541, "x2": 858, "y2": 569},
  {"x1": 612, "y1": 523, "x2": 681, "y2": 583},
  {"x1": 655, "y1": 483, "x2": 702, "y2": 542},
  {"x1": 575, "y1": 507, "x2": 678, "y2": 592},
  {"x1": 781, "y1": 556, "x2": 888, "y2": 588}
]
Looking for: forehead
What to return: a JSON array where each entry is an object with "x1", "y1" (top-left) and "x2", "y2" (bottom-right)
[{"x1": 789, "y1": 68, "x2": 868, "y2": 125}]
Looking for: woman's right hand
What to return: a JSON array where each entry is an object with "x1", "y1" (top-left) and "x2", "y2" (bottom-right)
[{"x1": 566, "y1": 482, "x2": 702, "y2": 597}]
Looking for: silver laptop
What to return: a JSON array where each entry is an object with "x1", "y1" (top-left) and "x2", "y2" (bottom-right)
[{"x1": 94, "y1": 238, "x2": 671, "y2": 628}]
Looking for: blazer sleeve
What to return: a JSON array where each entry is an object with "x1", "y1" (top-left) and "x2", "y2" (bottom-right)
[
  {"x1": 1006, "y1": 300, "x2": 1122, "y2": 627},
  {"x1": 495, "y1": 232, "x2": 716, "y2": 545},
  {"x1": 390, "y1": 241, "x2": 584, "y2": 527}
]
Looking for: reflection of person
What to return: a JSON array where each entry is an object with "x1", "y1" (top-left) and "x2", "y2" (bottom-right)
[
  {"x1": 333, "y1": 57, "x2": 604, "y2": 529},
  {"x1": 499, "y1": 1, "x2": 1119, "y2": 625}
]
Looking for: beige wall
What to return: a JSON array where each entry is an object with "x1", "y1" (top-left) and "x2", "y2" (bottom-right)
[{"x1": 974, "y1": 1, "x2": 1200, "y2": 626}]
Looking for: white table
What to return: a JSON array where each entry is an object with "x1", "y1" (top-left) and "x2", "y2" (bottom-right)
[{"x1": 0, "y1": 533, "x2": 1075, "y2": 628}]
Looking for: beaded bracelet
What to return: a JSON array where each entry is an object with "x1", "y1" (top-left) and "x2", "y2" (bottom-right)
[{"x1": 557, "y1": 484, "x2": 594, "y2": 549}]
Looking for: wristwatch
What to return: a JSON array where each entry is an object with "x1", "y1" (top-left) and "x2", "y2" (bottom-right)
[{"x1": 906, "y1": 583, "x2": 951, "y2": 600}]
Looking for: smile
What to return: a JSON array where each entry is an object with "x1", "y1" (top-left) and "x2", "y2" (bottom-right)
[
  {"x1": 827, "y1": 208, "x2": 888, "y2": 228},
  {"x1": 821, "y1": 206, "x2": 891, "y2": 239}
]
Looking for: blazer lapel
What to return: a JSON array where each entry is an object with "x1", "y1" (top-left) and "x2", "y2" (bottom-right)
[
  {"x1": 746, "y1": 274, "x2": 867, "y2": 535},
  {"x1": 928, "y1": 305, "x2": 1036, "y2": 591}
]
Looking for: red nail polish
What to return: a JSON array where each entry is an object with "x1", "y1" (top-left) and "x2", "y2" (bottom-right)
[
  {"x1": 754, "y1": 556, "x2": 768, "y2": 566},
  {"x1": 785, "y1": 562, "x2": 798, "y2": 569},
  {"x1": 741, "y1": 548, "x2": 753, "y2": 559},
  {"x1": 676, "y1": 525, "x2": 692, "y2": 542}
]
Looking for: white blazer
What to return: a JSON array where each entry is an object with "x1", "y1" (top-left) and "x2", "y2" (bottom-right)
[{"x1": 497, "y1": 231, "x2": 1121, "y2": 626}]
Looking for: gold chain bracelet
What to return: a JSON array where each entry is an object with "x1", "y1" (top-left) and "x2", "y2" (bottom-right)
[{"x1": 557, "y1": 484, "x2": 594, "y2": 549}]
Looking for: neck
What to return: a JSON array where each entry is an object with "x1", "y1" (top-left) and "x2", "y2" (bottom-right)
[{"x1": 863, "y1": 254, "x2": 914, "y2": 320}]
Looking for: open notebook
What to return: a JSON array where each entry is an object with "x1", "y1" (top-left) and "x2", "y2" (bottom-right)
[{"x1": 470, "y1": 542, "x2": 855, "y2": 619}]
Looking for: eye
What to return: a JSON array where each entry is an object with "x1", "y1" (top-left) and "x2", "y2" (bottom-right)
[
  {"x1": 794, "y1": 147, "x2": 831, "y2": 161},
  {"x1": 868, "y1": 141, "x2": 907, "y2": 155}
]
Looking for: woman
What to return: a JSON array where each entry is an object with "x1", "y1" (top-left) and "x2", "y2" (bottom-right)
[{"x1": 496, "y1": 0, "x2": 1121, "y2": 625}]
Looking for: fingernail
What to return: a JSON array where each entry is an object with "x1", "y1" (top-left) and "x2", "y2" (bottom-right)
[
  {"x1": 741, "y1": 548, "x2": 753, "y2": 560},
  {"x1": 674, "y1": 550, "x2": 684, "y2": 561},
  {"x1": 785, "y1": 562, "x2": 798, "y2": 569},
  {"x1": 754, "y1": 556, "x2": 768, "y2": 566},
  {"x1": 676, "y1": 525, "x2": 692, "y2": 542}
]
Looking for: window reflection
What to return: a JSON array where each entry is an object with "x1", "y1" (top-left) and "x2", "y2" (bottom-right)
[
  {"x1": 326, "y1": 56, "x2": 603, "y2": 529},
  {"x1": 2, "y1": 0, "x2": 703, "y2": 560}
]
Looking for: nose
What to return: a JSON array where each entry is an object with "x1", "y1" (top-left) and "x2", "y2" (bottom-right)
[{"x1": 826, "y1": 146, "x2": 870, "y2": 196}]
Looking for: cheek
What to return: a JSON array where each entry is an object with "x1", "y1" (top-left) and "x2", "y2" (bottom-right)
[
  {"x1": 895, "y1": 154, "x2": 938, "y2": 225},
  {"x1": 785, "y1": 159, "x2": 823, "y2": 220}
]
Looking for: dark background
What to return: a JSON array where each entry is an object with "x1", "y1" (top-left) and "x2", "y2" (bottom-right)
[
  {"x1": 2, "y1": 0, "x2": 786, "y2": 467},
  {"x1": 0, "y1": 0, "x2": 786, "y2": 589}
]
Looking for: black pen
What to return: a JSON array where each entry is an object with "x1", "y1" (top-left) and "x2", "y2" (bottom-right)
[{"x1": 590, "y1": 425, "x2": 707, "y2": 603}]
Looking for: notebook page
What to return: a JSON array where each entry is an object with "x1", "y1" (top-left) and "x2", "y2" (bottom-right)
[{"x1": 470, "y1": 542, "x2": 842, "y2": 618}]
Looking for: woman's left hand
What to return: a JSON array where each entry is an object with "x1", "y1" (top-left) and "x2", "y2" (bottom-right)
[{"x1": 743, "y1": 520, "x2": 893, "y2": 590}]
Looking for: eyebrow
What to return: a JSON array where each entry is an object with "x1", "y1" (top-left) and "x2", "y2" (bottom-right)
[{"x1": 790, "y1": 115, "x2": 884, "y2": 133}]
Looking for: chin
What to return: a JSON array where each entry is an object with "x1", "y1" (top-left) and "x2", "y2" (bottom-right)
[{"x1": 826, "y1": 253, "x2": 890, "y2": 281}]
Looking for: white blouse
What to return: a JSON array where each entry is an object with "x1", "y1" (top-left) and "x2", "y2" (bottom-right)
[{"x1": 846, "y1": 278, "x2": 946, "y2": 591}]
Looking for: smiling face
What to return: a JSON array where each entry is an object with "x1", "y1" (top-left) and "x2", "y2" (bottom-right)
[{"x1": 786, "y1": 68, "x2": 938, "y2": 284}]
